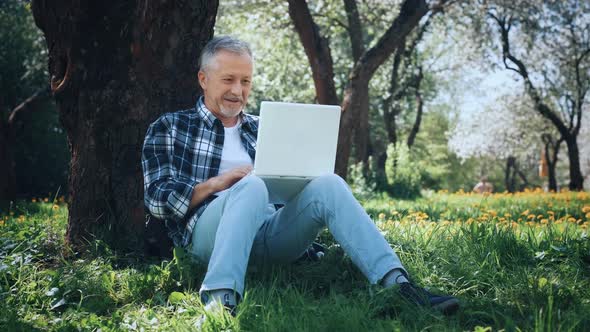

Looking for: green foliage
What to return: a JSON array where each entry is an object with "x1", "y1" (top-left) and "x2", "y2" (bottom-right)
[
  {"x1": 1, "y1": 193, "x2": 590, "y2": 330},
  {"x1": 385, "y1": 143, "x2": 422, "y2": 199},
  {"x1": 1, "y1": 0, "x2": 69, "y2": 198},
  {"x1": 0, "y1": 0, "x2": 46, "y2": 104},
  {"x1": 348, "y1": 159, "x2": 378, "y2": 201}
]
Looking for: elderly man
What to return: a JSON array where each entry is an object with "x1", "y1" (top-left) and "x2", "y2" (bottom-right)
[{"x1": 141, "y1": 36, "x2": 459, "y2": 317}]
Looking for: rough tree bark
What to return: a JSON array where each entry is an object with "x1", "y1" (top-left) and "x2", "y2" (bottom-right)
[
  {"x1": 490, "y1": 13, "x2": 586, "y2": 190},
  {"x1": 31, "y1": 0, "x2": 218, "y2": 250}
]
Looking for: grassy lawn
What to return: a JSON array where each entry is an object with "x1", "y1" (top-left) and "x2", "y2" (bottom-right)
[{"x1": 1, "y1": 191, "x2": 589, "y2": 331}]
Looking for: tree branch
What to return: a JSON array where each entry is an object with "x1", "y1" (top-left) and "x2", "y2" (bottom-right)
[
  {"x1": 287, "y1": 0, "x2": 339, "y2": 105},
  {"x1": 351, "y1": 0, "x2": 428, "y2": 81},
  {"x1": 490, "y1": 11, "x2": 570, "y2": 136},
  {"x1": 311, "y1": 12, "x2": 349, "y2": 31},
  {"x1": 343, "y1": 0, "x2": 365, "y2": 62},
  {"x1": 573, "y1": 47, "x2": 590, "y2": 135},
  {"x1": 7, "y1": 87, "x2": 51, "y2": 128}
]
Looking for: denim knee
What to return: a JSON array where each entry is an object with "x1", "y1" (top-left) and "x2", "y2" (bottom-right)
[
  {"x1": 307, "y1": 174, "x2": 349, "y2": 196},
  {"x1": 303, "y1": 174, "x2": 351, "y2": 212},
  {"x1": 231, "y1": 175, "x2": 269, "y2": 207}
]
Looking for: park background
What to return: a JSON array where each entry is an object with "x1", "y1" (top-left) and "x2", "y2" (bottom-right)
[{"x1": 1, "y1": 0, "x2": 590, "y2": 331}]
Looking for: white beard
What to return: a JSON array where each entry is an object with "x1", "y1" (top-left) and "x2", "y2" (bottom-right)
[{"x1": 219, "y1": 105, "x2": 243, "y2": 118}]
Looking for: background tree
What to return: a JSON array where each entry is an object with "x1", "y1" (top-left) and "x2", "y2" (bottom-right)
[
  {"x1": 0, "y1": 1, "x2": 68, "y2": 202},
  {"x1": 287, "y1": 0, "x2": 453, "y2": 178},
  {"x1": 449, "y1": 93, "x2": 548, "y2": 191},
  {"x1": 480, "y1": 1, "x2": 589, "y2": 190},
  {"x1": 31, "y1": 0, "x2": 218, "y2": 250}
]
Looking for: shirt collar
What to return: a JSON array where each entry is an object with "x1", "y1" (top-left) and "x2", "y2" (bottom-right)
[
  {"x1": 196, "y1": 96, "x2": 256, "y2": 132},
  {"x1": 196, "y1": 96, "x2": 220, "y2": 129}
]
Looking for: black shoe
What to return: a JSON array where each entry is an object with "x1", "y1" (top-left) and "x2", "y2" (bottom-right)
[{"x1": 398, "y1": 282, "x2": 460, "y2": 315}]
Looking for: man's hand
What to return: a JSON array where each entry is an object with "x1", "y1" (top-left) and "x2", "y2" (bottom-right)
[
  {"x1": 189, "y1": 165, "x2": 253, "y2": 210},
  {"x1": 209, "y1": 165, "x2": 253, "y2": 193}
]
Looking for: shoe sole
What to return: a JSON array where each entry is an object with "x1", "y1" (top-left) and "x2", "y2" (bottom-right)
[{"x1": 432, "y1": 298, "x2": 460, "y2": 315}]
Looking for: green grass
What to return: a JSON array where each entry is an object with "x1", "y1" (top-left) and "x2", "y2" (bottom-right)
[{"x1": 1, "y1": 192, "x2": 589, "y2": 331}]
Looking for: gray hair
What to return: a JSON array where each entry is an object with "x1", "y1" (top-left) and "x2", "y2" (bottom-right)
[{"x1": 199, "y1": 35, "x2": 253, "y2": 72}]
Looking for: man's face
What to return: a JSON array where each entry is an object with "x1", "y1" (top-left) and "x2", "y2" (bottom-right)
[{"x1": 198, "y1": 50, "x2": 253, "y2": 124}]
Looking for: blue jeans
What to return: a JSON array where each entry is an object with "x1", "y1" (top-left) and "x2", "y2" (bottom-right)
[{"x1": 189, "y1": 174, "x2": 405, "y2": 298}]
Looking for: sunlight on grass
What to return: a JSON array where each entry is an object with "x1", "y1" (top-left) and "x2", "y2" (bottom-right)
[{"x1": 1, "y1": 192, "x2": 589, "y2": 331}]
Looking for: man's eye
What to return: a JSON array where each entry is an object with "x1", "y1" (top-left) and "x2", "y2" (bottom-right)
[
  {"x1": 223, "y1": 78, "x2": 232, "y2": 82},
  {"x1": 243, "y1": 80, "x2": 251, "y2": 84}
]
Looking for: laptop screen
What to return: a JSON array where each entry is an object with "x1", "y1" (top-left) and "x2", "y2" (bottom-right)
[{"x1": 254, "y1": 101, "x2": 341, "y2": 177}]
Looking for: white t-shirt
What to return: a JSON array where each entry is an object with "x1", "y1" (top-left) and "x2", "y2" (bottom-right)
[{"x1": 215, "y1": 122, "x2": 253, "y2": 196}]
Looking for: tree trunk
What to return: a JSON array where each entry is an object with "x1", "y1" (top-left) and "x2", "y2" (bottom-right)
[
  {"x1": 287, "y1": 0, "x2": 339, "y2": 105},
  {"x1": 542, "y1": 134, "x2": 562, "y2": 192},
  {"x1": 31, "y1": 0, "x2": 218, "y2": 250},
  {"x1": 492, "y1": 14, "x2": 586, "y2": 191},
  {"x1": 335, "y1": 0, "x2": 428, "y2": 178},
  {"x1": 505, "y1": 156, "x2": 516, "y2": 193},
  {"x1": 564, "y1": 135, "x2": 584, "y2": 190},
  {"x1": 352, "y1": 82, "x2": 371, "y2": 163},
  {"x1": 289, "y1": 0, "x2": 429, "y2": 179},
  {"x1": 407, "y1": 66, "x2": 423, "y2": 148}
]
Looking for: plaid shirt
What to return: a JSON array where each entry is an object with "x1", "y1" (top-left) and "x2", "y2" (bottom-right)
[{"x1": 142, "y1": 96, "x2": 258, "y2": 247}]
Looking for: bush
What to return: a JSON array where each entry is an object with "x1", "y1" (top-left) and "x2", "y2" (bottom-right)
[
  {"x1": 385, "y1": 143, "x2": 422, "y2": 199},
  {"x1": 348, "y1": 159, "x2": 378, "y2": 201}
]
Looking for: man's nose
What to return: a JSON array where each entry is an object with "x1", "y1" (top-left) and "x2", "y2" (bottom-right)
[{"x1": 231, "y1": 82, "x2": 242, "y2": 95}]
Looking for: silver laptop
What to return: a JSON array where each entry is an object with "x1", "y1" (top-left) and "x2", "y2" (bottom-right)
[{"x1": 253, "y1": 101, "x2": 341, "y2": 203}]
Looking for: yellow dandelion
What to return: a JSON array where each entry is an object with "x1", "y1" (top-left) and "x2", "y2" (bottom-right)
[
  {"x1": 31, "y1": 198, "x2": 37, "y2": 203},
  {"x1": 586, "y1": 212, "x2": 590, "y2": 219},
  {"x1": 17, "y1": 215, "x2": 25, "y2": 223},
  {"x1": 568, "y1": 217, "x2": 577, "y2": 223},
  {"x1": 537, "y1": 214, "x2": 544, "y2": 220},
  {"x1": 378, "y1": 213, "x2": 386, "y2": 220},
  {"x1": 540, "y1": 219, "x2": 549, "y2": 224},
  {"x1": 52, "y1": 205, "x2": 59, "y2": 211},
  {"x1": 527, "y1": 214, "x2": 536, "y2": 220},
  {"x1": 582, "y1": 206, "x2": 590, "y2": 213},
  {"x1": 521, "y1": 209, "x2": 530, "y2": 216},
  {"x1": 547, "y1": 211, "x2": 555, "y2": 216}
]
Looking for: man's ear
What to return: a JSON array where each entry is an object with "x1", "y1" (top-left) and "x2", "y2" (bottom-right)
[{"x1": 198, "y1": 70, "x2": 207, "y2": 90}]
